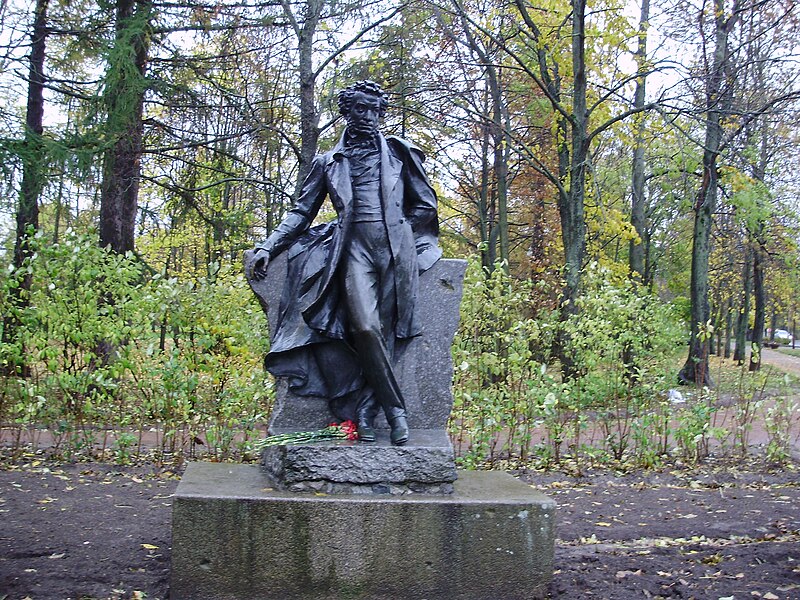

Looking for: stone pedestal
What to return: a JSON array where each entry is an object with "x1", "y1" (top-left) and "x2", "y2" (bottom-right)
[
  {"x1": 208, "y1": 251, "x2": 557, "y2": 599},
  {"x1": 262, "y1": 429, "x2": 457, "y2": 494},
  {"x1": 171, "y1": 463, "x2": 556, "y2": 600}
]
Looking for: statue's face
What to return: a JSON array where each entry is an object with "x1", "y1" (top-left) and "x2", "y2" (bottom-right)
[{"x1": 345, "y1": 91, "x2": 382, "y2": 137}]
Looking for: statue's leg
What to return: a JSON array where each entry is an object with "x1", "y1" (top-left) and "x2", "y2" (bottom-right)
[{"x1": 342, "y1": 222, "x2": 409, "y2": 445}]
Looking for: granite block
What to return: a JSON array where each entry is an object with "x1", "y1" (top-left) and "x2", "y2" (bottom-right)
[{"x1": 262, "y1": 429, "x2": 457, "y2": 494}]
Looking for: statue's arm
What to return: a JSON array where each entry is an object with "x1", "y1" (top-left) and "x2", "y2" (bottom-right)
[
  {"x1": 400, "y1": 144, "x2": 439, "y2": 233},
  {"x1": 256, "y1": 155, "x2": 329, "y2": 259}
]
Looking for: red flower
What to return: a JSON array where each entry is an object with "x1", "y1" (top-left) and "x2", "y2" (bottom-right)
[{"x1": 339, "y1": 420, "x2": 358, "y2": 440}]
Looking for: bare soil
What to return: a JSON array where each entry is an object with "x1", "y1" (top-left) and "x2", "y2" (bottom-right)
[
  {"x1": 0, "y1": 460, "x2": 175, "y2": 600},
  {"x1": 521, "y1": 458, "x2": 800, "y2": 599},
  {"x1": 2, "y1": 455, "x2": 800, "y2": 600}
]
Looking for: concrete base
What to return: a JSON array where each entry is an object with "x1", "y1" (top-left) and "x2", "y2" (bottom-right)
[{"x1": 171, "y1": 463, "x2": 556, "y2": 600}]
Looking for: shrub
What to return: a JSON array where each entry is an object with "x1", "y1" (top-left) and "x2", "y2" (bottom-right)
[
  {"x1": 451, "y1": 259, "x2": 686, "y2": 468},
  {"x1": 0, "y1": 230, "x2": 271, "y2": 462}
]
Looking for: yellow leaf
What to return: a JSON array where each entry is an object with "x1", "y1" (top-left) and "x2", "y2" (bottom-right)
[
  {"x1": 616, "y1": 569, "x2": 642, "y2": 578},
  {"x1": 595, "y1": 522, "x2": 612, "y2": 527},
  {"x1": 141, "y1": 543, "x2": 159, "y2": 550}
]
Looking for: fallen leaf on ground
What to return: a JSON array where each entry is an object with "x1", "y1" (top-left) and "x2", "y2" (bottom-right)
[{"x1": 615, "y1": 570, "x2": 642, "y2": 579}]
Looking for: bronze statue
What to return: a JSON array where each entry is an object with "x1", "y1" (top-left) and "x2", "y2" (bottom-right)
[{"x1": 248, "y1": 81, "x2": 441, "y2": 446}]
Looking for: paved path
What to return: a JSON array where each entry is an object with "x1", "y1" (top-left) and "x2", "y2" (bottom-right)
[{"x1": 760, "y1": 347, "x2": 800, "y2": 377}]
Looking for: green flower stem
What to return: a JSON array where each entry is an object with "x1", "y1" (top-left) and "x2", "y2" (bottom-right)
[{"x1": 253, "y1": 429, "x2": 348, "y2": 449}]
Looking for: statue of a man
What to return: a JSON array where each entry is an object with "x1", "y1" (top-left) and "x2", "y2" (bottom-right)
[{"x1": 248, "y1": 81, "x2": 441, "y2": 446}]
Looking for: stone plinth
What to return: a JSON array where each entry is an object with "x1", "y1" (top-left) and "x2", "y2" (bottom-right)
[
  {"x1": 262, "y1": 429, "x2": 457, "y2": 494},
  {"x1": 246, "y1": 253, "x2": 468, "y2": 431},
  {"x1": 171, "y1": 462, "x2": 556, "y2": 600}
]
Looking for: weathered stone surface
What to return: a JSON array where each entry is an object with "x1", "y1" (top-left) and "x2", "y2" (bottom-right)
[
  {"x1": 246, "y1": 253, "x2": 468, "y2": 431},
  {"x1": 262, "y1": 429, "x2": 457, "y2": 493},
  {"x1": 172, "y1": 462, "x2": 556, "y2": 600},
  {"x1": 282, "y1": 479, "x2": 455, "y2": 495}
]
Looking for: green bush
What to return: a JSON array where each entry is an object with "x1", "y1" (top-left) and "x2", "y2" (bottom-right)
[
  {"x1": 451, "y1": 259, "x2": 686, "y2": 469},
  {"x1": 0, "y1": 230, "x2": 271, "y2": 462}
]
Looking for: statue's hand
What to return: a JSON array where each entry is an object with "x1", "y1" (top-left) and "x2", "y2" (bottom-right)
[{"x1": 249, "y1": 248, "x2": 271, "y2": 281}]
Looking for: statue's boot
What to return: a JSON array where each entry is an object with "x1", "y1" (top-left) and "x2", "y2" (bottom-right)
[
  {"x1": 355, "y1": 393, "x2": 380, "y2": 442},
  {"x1": 387, "y1": 409, "x2": 409, "y2": 446}
]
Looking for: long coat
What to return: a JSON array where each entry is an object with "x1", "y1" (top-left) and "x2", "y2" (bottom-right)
[{"x1": 256, "y1": 131, "x2": 441, "y2": 408}]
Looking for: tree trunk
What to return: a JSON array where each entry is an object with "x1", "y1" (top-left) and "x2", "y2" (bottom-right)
[
  {"x1": 678, "y1": 168, "x2": 716, "y2": 386},
  {"x1": 748, "y1": 112, "x2": 772, "y2": 371},
  {"x1": 749, "y1": 236, "x2": 765, "y2": 370},
  {"x1": 557, "y1": 0, "x2": 588, "y2": 377},
  {"x1": 724, "y1": 297, "x2": 732, "y2": 359},
  {"x1": 768, "y1": 306, "x2": 777, "y2": 343},
  {"x1": 733, "y1": 246, "x2": 752, "y2": 364},
  {"x1": 99, "y1": 0, "x2": 152, "y2": 253},
  {"x1": 455, "y1": 10, "x2": 508, "y2": 273},
  {"x1": 629, "y1": 0, "x2": 650, "y2": 280},
  {"x1": 479, "y1": 119, "x2": 494, "y2": 272},
  {"x1": 1, "y1": 0, "x2": 49, "y2": 376},
  {"x1": 492, "y1": 67, "x2": 510, "y2": 271},
  {"x1": 678, "y1": 0, "x2": 739, "y2": 386},
  {"x1": 291, "y1": 0, "x2": 322, "y2": 197}
]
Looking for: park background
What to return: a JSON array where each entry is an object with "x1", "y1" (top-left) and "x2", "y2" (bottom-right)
[{"x1": 0, "y1": 0, "x2": 799, "y2": 472}]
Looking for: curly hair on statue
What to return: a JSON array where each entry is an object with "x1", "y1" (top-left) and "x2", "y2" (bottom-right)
[{"x1": 337, "y1": 81, "x2": 389, "y2": 117}]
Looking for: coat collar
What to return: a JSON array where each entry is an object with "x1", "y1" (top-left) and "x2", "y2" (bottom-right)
[
  {"x1": 330, "y1": 128, "x2": 377, "y2": 162},
  {"x1": 327, "y1": 130, "x2": 402, "y2": 201},
  {"x1": 330, "y1": 130, "x2": 348, "y2": 163}
]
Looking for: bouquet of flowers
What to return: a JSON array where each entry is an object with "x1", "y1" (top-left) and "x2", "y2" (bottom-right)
[{"x1": 253, "y1": 420, "x2": 359, "y2": 449}]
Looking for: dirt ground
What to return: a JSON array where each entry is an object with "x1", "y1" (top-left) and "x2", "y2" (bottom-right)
[
  {"x1": 1, "y1": 455, "x2": 799, "y2": 600},
  {"x1": 522, "y1": 459, "x2": 800, "y2": 600}
]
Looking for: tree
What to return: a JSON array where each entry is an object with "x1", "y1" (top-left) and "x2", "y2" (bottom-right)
[
  {"x1": 677, "y1": 0, "x2": 741, "y2": 386},
  {"x1": 629, "y1": 0, "x2": 650, "y2": 281},
  {"x1": 676, "y1": 0, "x2": 800, "y2": 383},
  {"x1": 1, "y1": 0, "x2": 49, "y2": 376},
  {"x1": 279, "y1": 0, "x2": 405, "y2": 196},
  {"x1": 428, "y1": 0, "x2": 518, "y2": 272},
  {"x1": 98, "y1": 0, "x2": 153, "y2": 254},
  {"x1": 509, "y1": 0, "x2": 658, "y2": 372}
]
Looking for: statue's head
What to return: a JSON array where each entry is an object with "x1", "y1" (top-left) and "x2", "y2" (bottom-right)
[{"x1": 338, "y1": 80, "x2": 388, "y2": 137}]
